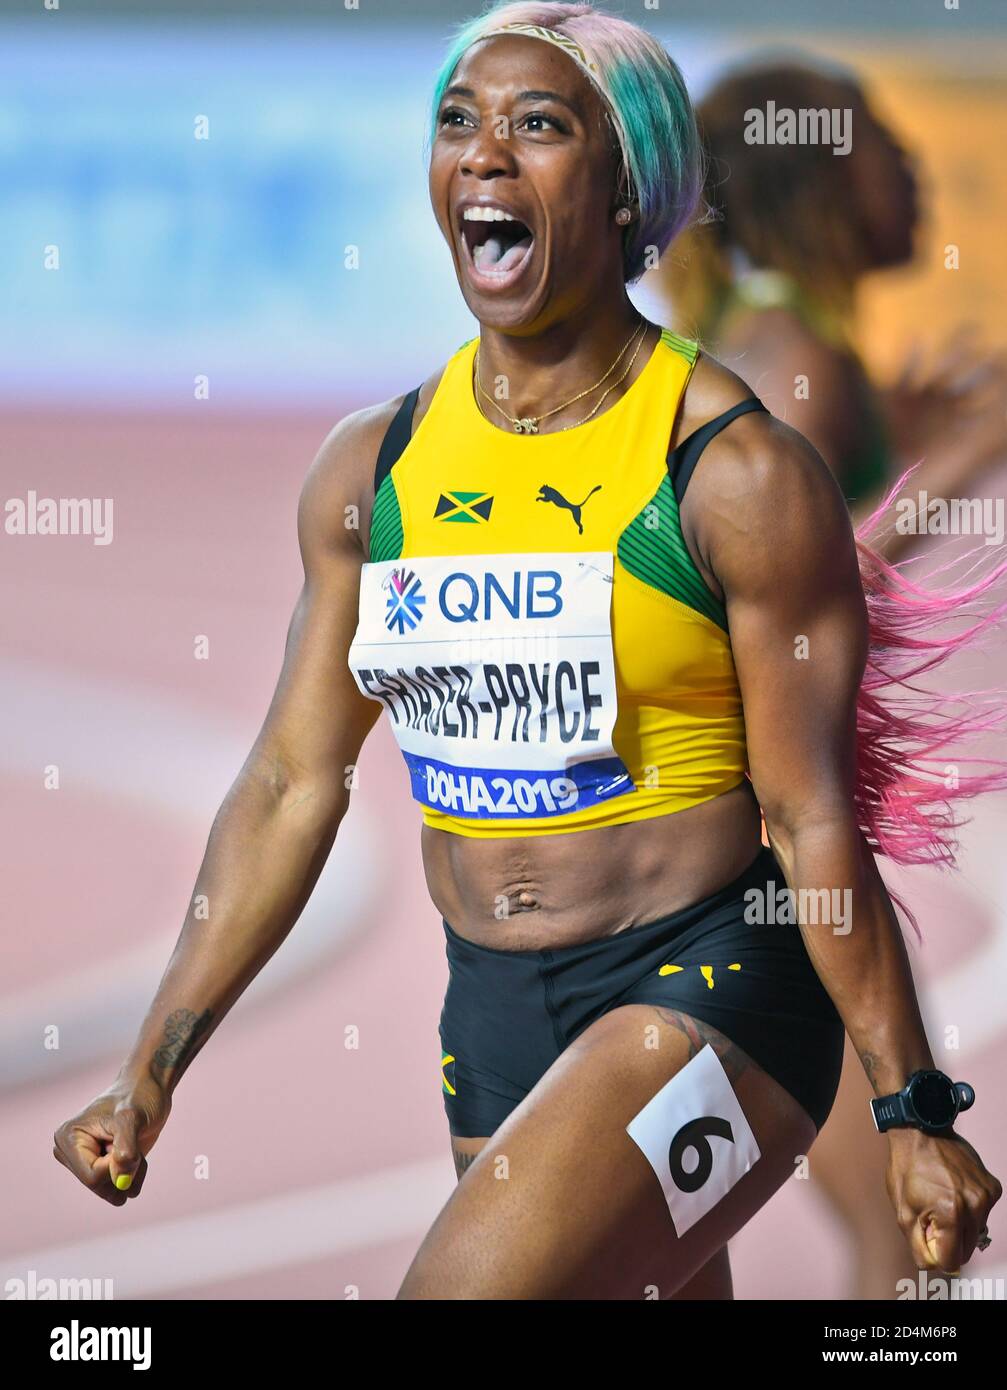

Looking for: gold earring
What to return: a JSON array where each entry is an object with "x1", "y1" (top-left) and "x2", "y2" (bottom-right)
[{"x1": 615, "y1": 207, "x2": 632, "y2": 226}]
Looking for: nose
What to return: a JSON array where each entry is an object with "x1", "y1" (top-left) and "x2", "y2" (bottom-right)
[{"x1": 459, "y1": 122, "x2": 517, "y2": 181}]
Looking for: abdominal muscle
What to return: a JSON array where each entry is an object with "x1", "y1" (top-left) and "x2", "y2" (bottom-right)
[{"x1": 420, "y1": 780, "x2": 764, "y2": 949}]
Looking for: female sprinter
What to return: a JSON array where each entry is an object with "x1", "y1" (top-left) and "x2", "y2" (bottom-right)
[{"x1": 53, "y1": 2, "x2": 1002, "y2": 1300}]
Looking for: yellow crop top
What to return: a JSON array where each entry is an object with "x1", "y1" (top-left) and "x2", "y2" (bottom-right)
[{"x1": 346, "y1": 328, "x2": 752, "y2": 838}]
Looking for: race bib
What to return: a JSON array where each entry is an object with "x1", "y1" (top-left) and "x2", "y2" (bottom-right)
[
  {"x1": 627, "y1": 1046, "x2": 761, "y2": 1236},
  {"x1": 347, "y1": 551, "x2": 633, "y2": 822}
]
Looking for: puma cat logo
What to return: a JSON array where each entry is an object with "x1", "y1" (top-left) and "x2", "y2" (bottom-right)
[{"x1": 536, "y1": 483, "x2": 602, "y2": 535}]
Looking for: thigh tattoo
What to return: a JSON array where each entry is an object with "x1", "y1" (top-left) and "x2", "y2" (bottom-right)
[
  {"x1": 651, "y1": 1008, "x2": 753, "y2": 1086},
  {"x1": 451, "y1": 1146, "x2": 478, "y2": 1180}
]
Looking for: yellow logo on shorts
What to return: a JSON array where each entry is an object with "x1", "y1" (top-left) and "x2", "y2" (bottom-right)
[
  {"x1": 441, "y1": 1053, "x2": 457, "y2": 1095},
  {"x1": 658, "y1": 963, "x2": 742, "y2": 989}
]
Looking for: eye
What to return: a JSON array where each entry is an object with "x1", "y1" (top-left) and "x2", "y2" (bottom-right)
[
  {"x1": 519, "y1": 111, "x2": 568, "y2": 134},
  {"x1": 439, "y1": 105, "x2": 473, "y2": 129}
]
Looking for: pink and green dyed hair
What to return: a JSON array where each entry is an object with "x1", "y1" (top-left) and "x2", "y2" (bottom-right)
[{"x1": 429, "y1": 1, "x2": 703, "y2": 283}]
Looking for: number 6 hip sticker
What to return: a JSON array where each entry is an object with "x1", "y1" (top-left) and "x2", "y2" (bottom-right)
[{"x1": 626, "y1": 1045, "x2": 760, "y2": 1235}]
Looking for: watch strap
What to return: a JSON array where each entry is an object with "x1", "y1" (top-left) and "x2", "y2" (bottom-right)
[{"x1": 871, "y1": 1090, "x2": 910, "y2": 1132}]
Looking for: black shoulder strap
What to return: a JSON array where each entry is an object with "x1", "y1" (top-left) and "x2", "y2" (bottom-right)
[
  {"x1": 374, "y1": 387, "x2": 421, "y2": 495},
  {"x1": 667, "y1": 397, "x2": 768, "y2": 504}
]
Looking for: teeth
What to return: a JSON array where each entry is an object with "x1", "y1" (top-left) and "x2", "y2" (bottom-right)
[{"x1": 462, "y1": 206, "x2": 517, "y2": 222}]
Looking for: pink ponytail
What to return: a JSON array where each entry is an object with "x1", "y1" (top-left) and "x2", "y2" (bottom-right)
[{"x1": 854, "y1": 468, "x2": 1007, "y2": 934}]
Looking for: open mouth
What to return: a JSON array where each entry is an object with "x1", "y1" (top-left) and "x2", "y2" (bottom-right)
[{"x1": 460, "y1": 206, "x2": 535, "y2": 284}]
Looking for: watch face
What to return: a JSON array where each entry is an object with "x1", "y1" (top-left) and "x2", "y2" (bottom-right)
[{"x1": 910, "y1": 1072, "x2": 958, "y2": 1127}]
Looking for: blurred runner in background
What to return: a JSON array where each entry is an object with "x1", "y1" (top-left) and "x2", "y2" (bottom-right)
[{"x1": 657, "y1": 61, "x2": 1007, "y2": 562}]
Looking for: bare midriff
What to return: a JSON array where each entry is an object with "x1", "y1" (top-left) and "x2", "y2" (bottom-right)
[{"x1": 421, "y1": 780, "x2": 763, "y2": 949}]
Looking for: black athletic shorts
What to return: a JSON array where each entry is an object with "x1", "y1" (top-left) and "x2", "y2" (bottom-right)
[{"x1": 438, "y1": 846, "x2": 846, "y2": 1138}]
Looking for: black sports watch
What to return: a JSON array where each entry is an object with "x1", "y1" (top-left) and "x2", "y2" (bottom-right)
[{"x1": 871, "y1": 1069, "x2": 975, "y2": 1135}]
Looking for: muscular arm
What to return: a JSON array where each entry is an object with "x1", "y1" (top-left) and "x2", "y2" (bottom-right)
[
  {"x1": 684, "y1": 384, "x2": 1001, "y2": 1269},
  {"x1": 675, "y1": 358, "x2": 1001, "y2": 1273},
  {"x1": 117, "y1": 407, "x2": 391, "y2": 1094},
  {"x1": 688, "y1": 406, "x2": 932, "y2": 1093}
]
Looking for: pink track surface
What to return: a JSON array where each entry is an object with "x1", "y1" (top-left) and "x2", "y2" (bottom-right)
[{"x1": 2, "y1": 408, "x2": 1004, "y2": 1300}]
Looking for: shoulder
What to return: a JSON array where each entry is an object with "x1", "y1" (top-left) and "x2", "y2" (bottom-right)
[
  {"x1": 297, "y1": 362, "x2": 450, "y2": 551},
  {"x1": 677, "y1": 348, "x2": 755, "y2": 431},
  {"x1": 679, "y1": 351, "x2": 857, "y2": 578}
]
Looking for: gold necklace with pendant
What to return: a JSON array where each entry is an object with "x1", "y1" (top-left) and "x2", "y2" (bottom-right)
[{"x1": 474, "y1": 318, "x2": 648, "y2": 434}]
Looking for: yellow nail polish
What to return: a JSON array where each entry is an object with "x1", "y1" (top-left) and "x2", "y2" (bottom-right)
[{"x1": 114, "y1": 1173, "x2": 133, "y2": 1191}]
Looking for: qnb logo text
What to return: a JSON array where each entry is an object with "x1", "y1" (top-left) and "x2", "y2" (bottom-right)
[{"x1": 439, "y1": 567, "x2": 564, "y2": 624}]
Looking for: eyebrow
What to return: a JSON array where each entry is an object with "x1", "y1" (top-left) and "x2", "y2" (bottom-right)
[
  {"x1": 442, "y1": 84, "x2": 583, "y2": 117},
  {"x1": 516, "y1": 89, "x2": 582, "y2": 115}
]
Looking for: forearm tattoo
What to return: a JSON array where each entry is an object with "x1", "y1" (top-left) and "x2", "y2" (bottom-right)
[
  {"x1": 152, "y1": 1008, "x2": 213, "y2": 1074},
  {"x1": 859, "y1": 1050, "x2": 882, "y2": 1094},
  {"x1": 653, "y1": 1008, "x2": 753, "y2": 1084}
]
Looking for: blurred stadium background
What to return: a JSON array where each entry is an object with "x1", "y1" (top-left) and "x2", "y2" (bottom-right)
[{"x1": 2, "y1": 0, "x2": 1005, "y2": 1300}]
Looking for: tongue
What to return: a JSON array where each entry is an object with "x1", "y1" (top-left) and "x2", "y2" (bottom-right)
[{"x1": 475, "y1": 233, "x2": 533, "y2": 273}]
